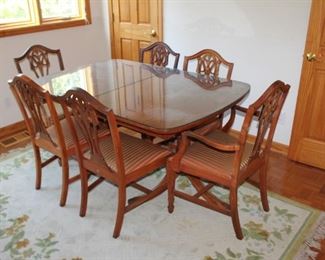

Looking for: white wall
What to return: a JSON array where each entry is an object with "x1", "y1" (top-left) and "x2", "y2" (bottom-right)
[
  {"x1": 164, "y1": 0, "x2": 311, "y2": 145},
  {"x1": 0, "y1": 0, "x2": 110, "y2": 127},
  {"x1": 1, "y1": 0, "x2": 311, "y2": 146}
]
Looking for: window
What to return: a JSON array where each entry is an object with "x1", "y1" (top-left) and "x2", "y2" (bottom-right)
[
  {"x1": 0, "y1": 0, "x2": 91, "y2": 37},
  {"x1": 43, "y1": 67, "x2": 93, "y2": 96}
]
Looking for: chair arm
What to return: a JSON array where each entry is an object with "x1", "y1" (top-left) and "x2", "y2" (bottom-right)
[
  {"x1": 184, "y1": 131, "x2": 240, "y2": 152},
  {"x1": 235, "y1": 105, "x2": 260, "y2": 117},
  {"x1": 234, "y1": 105, "x2": 247, "y2": 113},
  {"x1": 169, "y1": 130, "x2": 239, "y2": 171},
  {"x1": 222, "y1": 105, "x2": 260, "y2": 132}
]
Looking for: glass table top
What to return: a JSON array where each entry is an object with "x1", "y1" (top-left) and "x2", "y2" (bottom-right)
[{"x1": 40, "y1": 59, "x2": 250, "y2": 136}]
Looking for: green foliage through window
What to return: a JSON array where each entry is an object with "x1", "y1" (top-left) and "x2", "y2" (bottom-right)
[
  {"x1": 50, "y1": 70, "x2": 87, "y2": 96},
  {"x1": 40, "y1": 0, "x2": 79, "y2": 19},
  {"x1": 0, "y1": 0, "x2": 90, "y2": 37},
  {"x1": 0, "y1": 0, "x2": 31, "y2": 24}
]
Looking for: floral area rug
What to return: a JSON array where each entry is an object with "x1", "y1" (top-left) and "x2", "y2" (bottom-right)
[{"x1": 0, "y1": 146, "x2": 324, "y2": 260}]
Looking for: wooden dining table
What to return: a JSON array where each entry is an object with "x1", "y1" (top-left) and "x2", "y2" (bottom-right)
[{"x1": 40, "y1": 59, "x2": 250, "y2": 139}]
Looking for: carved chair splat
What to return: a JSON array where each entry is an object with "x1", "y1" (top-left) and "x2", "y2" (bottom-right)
[
  {"x1": 183, "y1": 49, "x2": 233, "y2": 80},
  {"x1": 14, "y1": 44, "x2": 64, "y2": 78},
  {"x1": 140, "y1": 41, "x2": 180, "y2": 69}
]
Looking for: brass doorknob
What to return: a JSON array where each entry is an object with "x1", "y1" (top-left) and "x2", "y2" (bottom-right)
[
  {"x1": 150, "y1": 29, "x2": 157, "y2": 37},
  {"x1": 306, "y1": 52, "x2": 316, "y2": 62}
]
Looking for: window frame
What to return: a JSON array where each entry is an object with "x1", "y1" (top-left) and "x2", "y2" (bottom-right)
[{"x1": 0, "y1": 0, "x2": 91, "y2": 37}]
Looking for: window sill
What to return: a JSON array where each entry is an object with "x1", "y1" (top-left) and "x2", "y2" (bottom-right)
[{"x1": 0, "y1": 18, "x2": 91, "y2": 38}]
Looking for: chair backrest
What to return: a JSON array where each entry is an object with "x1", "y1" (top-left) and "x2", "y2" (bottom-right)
[
  {"x1": 8, "y1": 75, "x2": 64, "y2": 147},
  {"x1": 58, "y1": 88, "x2": 125, "y2": 175},
  {"x1": 14, "y1": 44, "x2": 65, "y2": 78},
  {"x1": 238, "y1": 80, "x2": 290, "y2": 166},
  {"x1": 183, "y1": 49, "x2": 233, "y2": 80},
  {"x1": 139, "y1": 41, "x2": 180, "y2": 69}
]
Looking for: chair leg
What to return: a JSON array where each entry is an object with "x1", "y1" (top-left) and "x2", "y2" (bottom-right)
[
  {"x1": 113, "y1": 185, "x2": 126, "y2": 238},
  {"x1": 230, "y1": 187, "x2": 243, "y2": 240},
  {"x1": 259, "y1": 165, "x2": 270, "y2": 212},
  {"x1": 33, "y1": 145, "x2": 42, "y2": 190},
  {"x1": 59, "y1": 157, "x2": 69, "y2": 207},
  {"x1": 79, "y1": 169, "x2": 89, "y2": 217},
  {"x1": 167, "y1": 163, "x2": 176, "y2": 213}
]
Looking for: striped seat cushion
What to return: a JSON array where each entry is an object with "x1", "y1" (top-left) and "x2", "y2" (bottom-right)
[
  {"x1": 99, "y1": 133, "x2": 171, "y2": 173},
  {"x1": 47, "y1": 118, "x2": 108, "y2": 149},
  {"x1": 47, "y1": 118, "x2": 76, "y2": 148},
  {"x1": 180, "y1": 130, "x2": 253, "y2": 180}
]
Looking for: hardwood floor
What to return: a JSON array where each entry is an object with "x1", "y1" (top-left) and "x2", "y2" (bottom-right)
[
  {"x1": 0, "y1": 132, "x2": 324, "y2": 258},
  {"x1": 250, "y1": 152, "x2": 325, "y2": 211}
]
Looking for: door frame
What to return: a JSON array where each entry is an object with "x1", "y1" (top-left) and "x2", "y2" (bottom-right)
[
  {"x1": 288, "y1": 0, "x2": 325, "y2": 169},
  {"x1": 108, "y1": 0, "x2": 163, "y2": 59}
]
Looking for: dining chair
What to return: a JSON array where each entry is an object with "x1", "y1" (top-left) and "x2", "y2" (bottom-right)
[
  {"x1": 58, "y1": 88, "x2": 171, "y2": 238},
  {"x1": 14, "y1": 44, "x2": 65, "y2": 78},
  {"x1": 139, "y1": 41, "x2": 180, "y2": 69},
  {"x1": 9, "y1": 74, "x2": 80, "y2": 207},
  {"x1": 183, "y1": 49, "x2": 234, "y2": 130},
  {"x1": 183, "y1": 49, "x2": 233, "y2": 81},
  {"x1": 167, "y1": 80, "x2": 290, "y2": 239}
]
